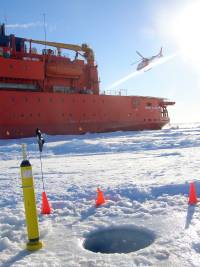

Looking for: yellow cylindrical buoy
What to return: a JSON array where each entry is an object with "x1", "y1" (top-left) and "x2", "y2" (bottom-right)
[{"x1": 20, "y1": 144, "x2": 43, "y2": 251}]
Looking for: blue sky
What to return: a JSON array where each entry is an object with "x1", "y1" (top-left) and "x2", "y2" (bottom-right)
[{"x1": 1, "y1": 0, "x2": 200, "y2": 123}]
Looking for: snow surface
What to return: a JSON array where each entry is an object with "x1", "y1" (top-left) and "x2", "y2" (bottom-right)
[{"x1": 1, "y1": 123, "x2": 200, "y2": 266}]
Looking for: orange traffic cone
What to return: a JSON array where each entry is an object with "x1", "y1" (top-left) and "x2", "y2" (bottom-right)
[
  {"x1": 188, "y1": 182, "x2": 198, "y2": 205},
  {"x1": 41, "y1": 191, "x2": 51, "y2": 214},
  {"x1": 95, "y1": 187, "x2": 105, "y2": 207}
]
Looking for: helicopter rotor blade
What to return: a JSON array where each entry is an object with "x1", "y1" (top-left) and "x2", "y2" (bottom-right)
[{"x1": 136, "y1": 51, "x2": 145, "y2": 59}]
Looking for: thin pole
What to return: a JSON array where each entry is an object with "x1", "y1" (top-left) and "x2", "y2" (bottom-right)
[
  {"x1": 4, "y1": 13, "x2": 7, "y2": 34},
  {"x1": 39, "y1": 151, "x2": 45, "y2": 191},
  {"x1": 43, "y1": 13, "x2": 46, "y2": 50}
]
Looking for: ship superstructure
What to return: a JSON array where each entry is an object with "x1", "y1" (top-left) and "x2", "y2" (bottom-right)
[{"x1": 0, "y1": 24, "x2": 175, "y2": 139}]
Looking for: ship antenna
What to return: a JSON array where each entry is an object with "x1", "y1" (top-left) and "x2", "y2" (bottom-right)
[
  {"x1": 43, "y1": 13, "x2": 47, "y2": 50},
  {"x1": 4, "y1": 13, "x2": 7, "y2": 34}
]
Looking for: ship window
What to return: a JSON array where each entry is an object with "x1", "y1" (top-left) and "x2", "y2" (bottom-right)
[
  {"x1": 29, "y1": 113, "x2": 32, "y2": 117},
  {"x1": 144, "y1": 119, "x2": 146, "y2": 121},
  {"x1": 146, "y1": 102, "x2": 152, "y2": 107},
  {"x1": 38, "y1": 113, "x2": 40, "y2": 117},
  {"x1": 21, "y1": 114, "x2": 24, "y2": 117},
  {"x1": 148, "y1": 118, "x2": 152, "y2": 121},
  {"x1": 62, "y1": 113, "x2": 64, "y2": 117},
  {"x1": 133, "y1": 99, "x2": 140, "y2": 108},
  {"x1": 38, "y1": 98, "x2": 41, "y2": 102}
]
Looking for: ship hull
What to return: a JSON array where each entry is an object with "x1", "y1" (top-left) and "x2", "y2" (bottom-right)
[{"x1": 0, "y1": 90, "x2": 169, "y2": 139}]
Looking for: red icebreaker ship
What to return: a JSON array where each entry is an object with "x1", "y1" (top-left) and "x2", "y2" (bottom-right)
[{"x1": 0, "y1": 24, "x2": 175, "y2": 139}]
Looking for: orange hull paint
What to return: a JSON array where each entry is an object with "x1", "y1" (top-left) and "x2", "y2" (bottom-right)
[{"x1": 0, "y1": 91, "x2": 169, "y2": 139}]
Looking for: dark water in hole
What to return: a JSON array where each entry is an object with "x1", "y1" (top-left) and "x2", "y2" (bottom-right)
[{"x1": 83, "y1": 225, "x2": 155, "y2": 254}]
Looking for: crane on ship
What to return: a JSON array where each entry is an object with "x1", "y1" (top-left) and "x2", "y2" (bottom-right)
[{"x1": 28, "y1": 39, "x2": 95, "y2": 64}]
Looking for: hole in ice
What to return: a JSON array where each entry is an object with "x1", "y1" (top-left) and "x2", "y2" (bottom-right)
[{"x1": 83, "y1": 225, "x2": 155, "y2": 254}]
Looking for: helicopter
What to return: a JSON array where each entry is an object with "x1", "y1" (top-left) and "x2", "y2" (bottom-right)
[{"x1": 132, "y1": 47, "x2": 163, "y2": 71}]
